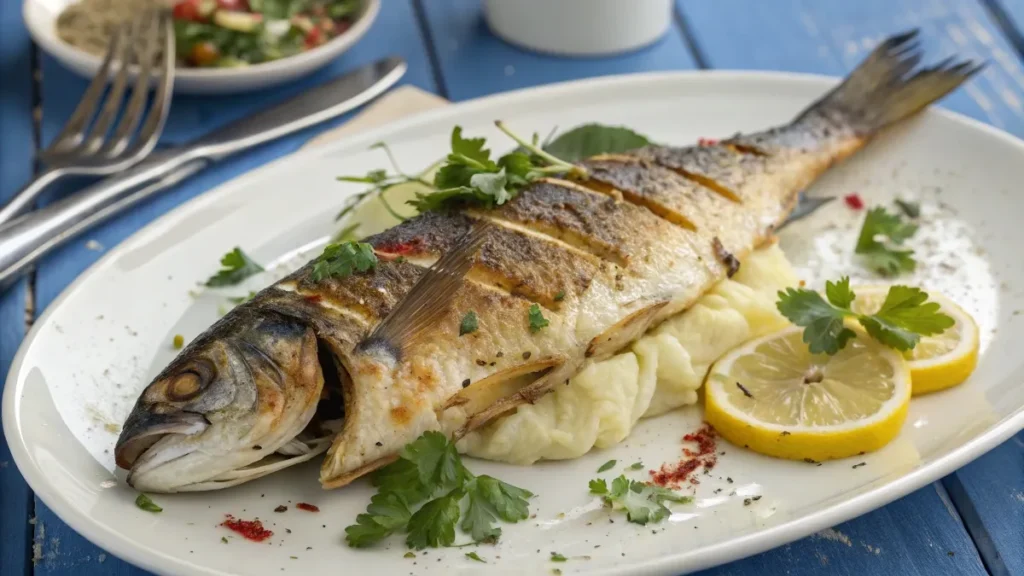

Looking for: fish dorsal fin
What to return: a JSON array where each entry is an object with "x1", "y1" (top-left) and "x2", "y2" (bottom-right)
[{"x1": 360, "y1": 220, "x2": 492, "y2": 356}]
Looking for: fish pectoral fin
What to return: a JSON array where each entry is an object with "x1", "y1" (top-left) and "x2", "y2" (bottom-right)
[
  {"x1": 442, "y1": 356, "x2": 564, "y2": 415},
  {"x1": 586, "y1": 301, "x2": 670, "y2": 360},
  {"x1": 452, "y1": 357, "x2": 579, "y2": 438}
]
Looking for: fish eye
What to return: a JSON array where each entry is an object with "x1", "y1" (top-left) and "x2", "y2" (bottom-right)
[{"x1": 164, "y1": 358, "x2": 216, "y2": 402}]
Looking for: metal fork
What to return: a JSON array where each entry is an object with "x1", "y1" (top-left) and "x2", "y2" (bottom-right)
[{"x1": 0, "y1": 9, "x2": 175, "y2": 227}]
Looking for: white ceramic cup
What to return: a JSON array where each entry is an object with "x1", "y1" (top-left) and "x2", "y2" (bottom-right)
[{"x1": 483, "y1": 0, "x2": 672, "y2": 57}]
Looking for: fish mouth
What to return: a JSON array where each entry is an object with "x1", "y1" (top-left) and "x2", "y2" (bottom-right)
[{"x1": 115, "y1": 411, "x2": 210, "y2": 471}]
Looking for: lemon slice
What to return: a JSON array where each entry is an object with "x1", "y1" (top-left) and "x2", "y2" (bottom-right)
[
  {"x1": 704, "y1": 326, "x2": 911, "y2": 461},
  {"x1": 850, "y1": 286, "x2": 979, "y2": 395}
]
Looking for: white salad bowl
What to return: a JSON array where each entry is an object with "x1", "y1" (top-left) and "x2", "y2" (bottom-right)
[{"x1": 23, "y1": 0, "x2": 380, "y2": 94}]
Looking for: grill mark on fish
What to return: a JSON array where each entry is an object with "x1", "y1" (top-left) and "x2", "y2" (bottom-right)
[
  {"x1": 368, "y1": 210, "x2": 599, "y2": 307},
  {"x1": 490, "y1": 178, "x2": 682, "y2": 267},
  {"x1": 633, "y1": 145, "x2": 760, "y2": 204}
]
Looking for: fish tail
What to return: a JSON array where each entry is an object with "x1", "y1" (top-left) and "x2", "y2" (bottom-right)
[{"x1": 796, "y1": 29, "x2": 983, "y2": 134}]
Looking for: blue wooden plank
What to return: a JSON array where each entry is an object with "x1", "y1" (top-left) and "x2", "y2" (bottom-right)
[
  {"x1": 0, "y1": 1, "x2": 35, "y2": 575},
  {"x1": 679, "y1": 0, "x2": 1024, "y2": 134},
  {"x1": 696, "y1": 483, "x2": 986, "y2": 576},
  {"x1": 29, "y1": 2, "x2": 439, "y2": 574},
  {"x1": 675, "y1": 0, "x2": 1024, "y2": 573},
  {"x1": 417, "y1": 0, "x2": 698, "y2": 101}
]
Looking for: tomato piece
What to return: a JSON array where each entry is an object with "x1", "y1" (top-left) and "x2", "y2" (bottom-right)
[
  {"x1": 190, "y1": 42, "x2": 220, "y2": 66},
  {"x1": 172, "y1": 0, "x2": 203, "y2": 22},
  {"x1": 304, "y1": 27, "x2": 323, "y2": 49},
  {"x1": 217, "y1": 0, "x2": 249, "y2": 9}
]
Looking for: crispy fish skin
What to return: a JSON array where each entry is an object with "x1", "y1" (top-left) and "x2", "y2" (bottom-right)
[{"x1": 114, "y1": 32, "x2": 980, "y2": 493}]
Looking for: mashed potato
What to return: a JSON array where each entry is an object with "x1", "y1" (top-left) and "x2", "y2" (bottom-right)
[{"x1": 457, "y1": 243, "x2": 797, "y2": 464}]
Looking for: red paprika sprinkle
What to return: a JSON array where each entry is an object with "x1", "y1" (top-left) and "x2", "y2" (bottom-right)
[
  {"x1": 650, "y1": 423, "x2": 718, "y2": 488},
  {"x1": 221, "y1": 515, "x2": 273, "y2": 542},
  {"x1": 844, "y1": 193, "x2": 864, "y2": 210},
  {"x1": 296, "y1": 502, "x2": 319, "y2": 512}
]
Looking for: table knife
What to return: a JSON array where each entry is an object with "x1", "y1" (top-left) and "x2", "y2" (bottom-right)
[{"x1": 0, "y1": 56, "x2": 406, "y2": 289}]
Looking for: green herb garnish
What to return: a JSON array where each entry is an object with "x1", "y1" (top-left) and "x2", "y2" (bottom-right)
[
  {"x1": 542, "y1": 124, "x2": 650, "y2": 162},
  {"x1": 776, "y1": 278, "x2": 954, "y2": 355},
  {"x1": 135, "y1": 493, "x2": 162, "y2": 513},
  {"x1": 205, "y1": 247, "x2": 264, "y2": 287},
  {"x1": 459, "y1": 311, "x2": 479, "y2": 336},
  {"x1": 528, "y1": 304, "x2": 549, "y2": 333},
  {"x1": 310, "y1": 241, "x2": 378, "y2": 282},
  {"x1": 344, "y1": 432, "x2": 533, "y2": 549},
  {"x1": 589, "y1": 476, "x2": 692, "y2": 525},
  {"x1": 894, "y1": 199, "x2": 920, "y2": 219},
  {"x1": 550, "y1": 552, "x2": 568, "y2": 562},
  {"x1": 855, "y1": 207, "x2": 919, "y2": 276},
  {"x1": 465, "y1": 552, "x2": 486, "y2": 563},
  {"x1": 597, "y1": 460, "x2": 616, "y2": 473},
  {"x1": 627, "y1": 461, "x2": 644, "y2": 471},
  {"x1": 228, "y1": 291, "x2": 257, "y2": 305},
  {"x1": 221, "y1": 536, "x2": 228, "y2": 544},
  {"x1": 408, "y1": 124, "x2": 587, "y2": 213},
  {"x1": 554, "y1": 290, "x2": 566, "y2": 302}
]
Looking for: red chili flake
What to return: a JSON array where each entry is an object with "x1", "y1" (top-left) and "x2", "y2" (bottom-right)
[
  {"x1": 697, "y1": 137, "x2": 719, "y2": 146},
  {"x1": 650, "y1": 423, "x2": 718, "y2": 489},
  {"x1": 296, "y1": 502, "x2": 319, "y2": 513},
  {"x1": 221, "y1": 515, "x2": 273, "y2": 542},
  {"x1": 377, "y1": 240, "x2": 419, "y2": 256},
  {"x1": 844, "y1": 193, "x2": 864, "y2": 210}
]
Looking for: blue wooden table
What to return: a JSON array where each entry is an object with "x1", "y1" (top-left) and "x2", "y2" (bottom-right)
[{"x1": 2, "y1": 1, "x2": 1024, "y2": 574}]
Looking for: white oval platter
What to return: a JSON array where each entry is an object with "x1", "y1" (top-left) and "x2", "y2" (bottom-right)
[{"x1": 4, "y1": 71, "x2": 1024, "y2": 575}]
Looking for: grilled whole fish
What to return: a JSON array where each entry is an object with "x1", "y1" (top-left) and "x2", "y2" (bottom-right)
[{"x1": 115, "y1": 32, "x2": 979, "y2": 492}]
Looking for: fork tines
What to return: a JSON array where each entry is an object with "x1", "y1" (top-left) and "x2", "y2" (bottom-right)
[{"x1": 42, "y1": 9, "x2": 175, "y2": 167}]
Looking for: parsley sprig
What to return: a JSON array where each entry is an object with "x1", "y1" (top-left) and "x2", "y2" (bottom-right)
[
  {"x1": 409, "y1": 123, "x2": 588, "y2": 213},
  {"x1": 310, "y1": 241, "x2": 378, "y2": 282},
  {"x1": 855, "y1": 207, "x2": 919, "y2": 276},
  {"x1": 205, "y1": 247, "x2": 264, "y2": 287},
  {"x1": 777, "y1": 278, "x2": 954, "y2": 355},
  {"x1": 589, "y1": 476, "x2": 692, "y2": 525},
  {"x1": 336, "y1": 142, "x2": 431, "y2": 223},
  {"x1": 345, "y1": 431, "x2": 533, "y2": 549}
]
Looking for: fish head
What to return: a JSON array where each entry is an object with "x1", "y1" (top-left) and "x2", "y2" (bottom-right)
[{"x1": 115, "y1": 313, "x2": 327, "y2": 492}]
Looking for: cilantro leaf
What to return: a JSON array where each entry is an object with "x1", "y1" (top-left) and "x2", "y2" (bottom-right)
[
  {"x1": 528, "y1": 303, "x2": 549, "y2": 333},
  {"x1": 588, "y1": 478, "x2": 608, "y2": 495},
  {"x1": 406, "y1": 490, "x2": 462, "y2": 550},
  {"x1": 597, "y1": 459, "x2": 616, "y2": 473},
  {"x1": 776, "y1": 287, "x2": 857, "y2": 355},
  {"x1": 824, "y1": 277, "x2": 856, "y2": 309},
  {"x1": 459, "y1": 311, "x2": 479, "y2": 336},
  {"x1": 310, "y1": 241, "x2": 378, "y2": 282},
  {"x1": 465, "y1": 552, "x2": 486, "y2": 563},
  {"x1": 135, "y1": 493, "x2": 162, "y2": 513},
  {"x1": 371, "y1": 458, "x2": 433, "y2": 505},
  {"x1": 449, "y1": 126, "x2": 493, "y2": 168},
  {"x1": 474, "y1": 475, "x2": 533, "y2": 522},
  {"x1": 205, "y1": 247, "x2": 264, "y2": 287},
  {"x1": 543, "y1": 124, "x2": 651, "y2": 162},
  {"x1": 469, "y1": 169, "x2": 513, "y2": 205},
  {"x1": 628, "y1": 461, "x2": 644, "y2": 471},
  {"x1": 345, "y1": 492, "x2": 412, "y2": 548},
  {"x1": 857, "y1": 285, "x2": 954, "y2": 351},
  {"x1": 598, "y1": 476, "x2": 692, "y2": 525},
  {"x1": 855, "y1": 207, "x2": 919, "y2": 276},
  {"x1": 399, "y1": 431, "x2": 465, "y2": 491},
  {"x1": 551, "y1": 552, "x2": 568, "y2": 562},
  {"x1": 461, "y1": 479, "x2": 503, "y2": 544}
]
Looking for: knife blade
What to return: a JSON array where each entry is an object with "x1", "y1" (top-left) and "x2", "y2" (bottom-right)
[{"x1": 0, "y1": 56, "x2": 406, "y2": 289}]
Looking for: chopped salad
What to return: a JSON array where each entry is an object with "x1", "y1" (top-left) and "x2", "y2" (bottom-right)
[{"x1": 171, "y1": 0, "x2": 362, "y2": 68}]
